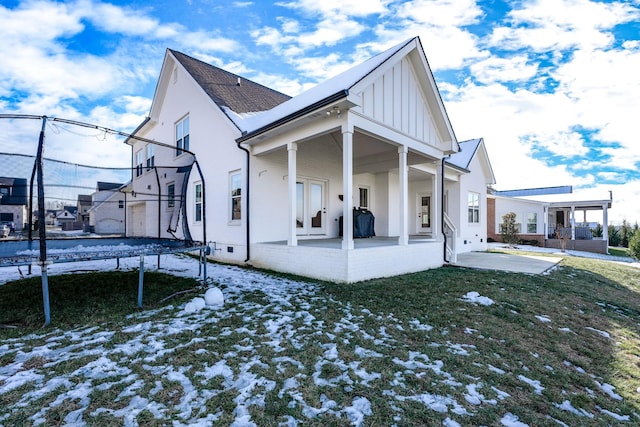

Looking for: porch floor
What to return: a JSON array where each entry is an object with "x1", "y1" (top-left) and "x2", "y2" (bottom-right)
[{"x1": 263, "y1": 235, "x2": 435, "y2": 249}]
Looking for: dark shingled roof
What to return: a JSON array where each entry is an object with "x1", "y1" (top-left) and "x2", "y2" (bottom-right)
[{"x1": 169, "y1": 49, "x2": 291, "y2": 114}]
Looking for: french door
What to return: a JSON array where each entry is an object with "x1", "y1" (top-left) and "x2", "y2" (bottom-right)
[
  {"x1": 416, "y1": 193, "x2": 432, "y2": 234},
  {"x1": 296, "y1": 179, "x2": 326, "y2": 235}
]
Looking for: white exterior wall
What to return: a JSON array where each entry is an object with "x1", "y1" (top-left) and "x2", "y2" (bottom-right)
[
  {"x1": 0, "y1": 205, "x2": 27, "y2": 231},
  {"x1": 91, "y1": 191, "x2": 125, "y2": 234},
  {"x1": 456, "y1": 154, "x2": 490, "y2": 253},
  {"x1": 494, "y1": 197, "x2": 545, "y2": 235},
  {"x1": 130, "y1": 58, "x2": 247, "y2": 262},
  {"x1": 355, "y1": 57, "x2": 442, "y2": 147},
  {"x1": 252, "y1": 241, "x2": 444, "y2": 283}
]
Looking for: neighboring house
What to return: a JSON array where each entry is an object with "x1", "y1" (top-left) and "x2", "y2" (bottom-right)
[
  {"x1": 88, "y1": 182, "x2": 127, "y2": 235},
  {"x1": 0, "y1": 176, "x2": 28, "y2": 232},
  {"x1": 77, "y1": 194, "x2": 92, "y2": 226},
  {"x1": 55, "y1": 206, "x2": 77, "y2": 229},
  {"x1": 488, "y1": 187, "x2": 613, "y2": 254},
  {"x1": 444, "y1": 138, "x2": 496, "y2": 261},
  {"x1": 126, "y1": 37, "x2": 492, "y2": 283}
]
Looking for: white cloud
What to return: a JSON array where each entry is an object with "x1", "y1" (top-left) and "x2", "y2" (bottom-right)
[
  {"x1": 489, "y1": 0, "x2": 640, "y2": 52},
  {"x1": 363, "y1": 0, "x2": 489, "y2": 70},
  {"x1": 276, "y1": 0, "x2": 390, "y2": 17},
  {"x1": 470, "y1": 56, "x2": 539, "y2": 84}
]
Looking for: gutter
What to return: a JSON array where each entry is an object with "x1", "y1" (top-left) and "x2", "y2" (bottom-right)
[
  {"x1": 442, "y1": 155, "x2": 450, "y2": 263},
  {"x1": 236, "y1": 90, "x2": 349, "y2": 143},
  {"x1": 236, "y1": 141, "x2": 251, "y2": 262}
]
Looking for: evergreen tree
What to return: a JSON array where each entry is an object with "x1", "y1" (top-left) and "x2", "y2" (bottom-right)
[
  {"x1": 592, "y1": 223, "x2": 603, "y2": 238},
  {"x1": 501, "y1": 212, "x2": 519, "y2": 247},
  {"x1": 629, "y1": 230, "x2": 640, "y2": 260},
  {"x1": 608, "y1": 225, "x2": 621, "y2": 247},
  {"x1": 620, "y1": 219, "x2": 631, "y2": 248}
]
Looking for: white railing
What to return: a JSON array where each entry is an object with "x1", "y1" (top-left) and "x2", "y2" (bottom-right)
[{"x1": 443, "y1": 213, "x2": 457, "y2": 263}]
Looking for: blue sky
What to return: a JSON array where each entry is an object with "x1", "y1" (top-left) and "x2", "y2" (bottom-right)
[{"x1": 0, "y1": 0, "x2": 639, "y2": 224}]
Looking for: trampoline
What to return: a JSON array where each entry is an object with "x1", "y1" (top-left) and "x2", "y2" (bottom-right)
[{"x1": 0, "y1": 115, "x2": 209, "y2": 325}]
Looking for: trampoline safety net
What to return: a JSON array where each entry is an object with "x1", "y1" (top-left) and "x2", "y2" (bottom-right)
[{"x1": 0, "y1": 114, "x2": 205, "y2": 253}]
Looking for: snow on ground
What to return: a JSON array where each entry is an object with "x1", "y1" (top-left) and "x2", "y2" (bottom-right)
[{"x1": 0, "y1": 253, "x2": 635, "y2": 425}]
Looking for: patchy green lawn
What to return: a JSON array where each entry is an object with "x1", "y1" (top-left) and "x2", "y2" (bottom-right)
[{"x1": 1, "y1": 254, "x2": 639, "y2": 426}]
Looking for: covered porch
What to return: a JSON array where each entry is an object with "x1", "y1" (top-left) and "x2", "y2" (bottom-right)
[
  {"x1": 543, "y1": 194, "x2": 612, "y2": 254},
  {"x1": 245, "y1": 111, "x2": 450, "y2": 282}
]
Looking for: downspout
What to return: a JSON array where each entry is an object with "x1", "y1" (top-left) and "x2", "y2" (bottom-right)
[
  {"x1": 441, "y1": 156, "x2": 450, "y2": 263},
  {"x1": 236, "y1": 141, "x2": 250, "y2": 262}
]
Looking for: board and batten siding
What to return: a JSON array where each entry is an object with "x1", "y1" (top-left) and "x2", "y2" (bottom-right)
[{"x1": 358, "y1": 58, "x2": 441, "y2": 147}]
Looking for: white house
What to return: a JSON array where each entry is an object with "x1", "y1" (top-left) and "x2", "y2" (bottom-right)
[
  {"x1": 126, "y1": 37, "x2": 496, "y2": 283},
  {"x1": 488, "y1": 187, "x2": 613, "y2": 253},
  {"x1": 444, "y1": 138, "x2": 496, "y2": 261},
  {"x1": 88, "y1": 182, "x2": 126, "y2": 235}
]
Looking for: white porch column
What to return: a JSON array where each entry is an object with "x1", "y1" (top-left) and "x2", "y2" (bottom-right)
[
  {"x1": 570, "y1": 206, "x2": 576, "y2": 240},
  {"x1": 342, "y1": 129, "x2": 354, "y2": 250},
  {"x1": 543, "y1": 206, "x2": 548, "y2": 237},
  {"x1": 287, "y1": 142, "x2": 298, "y2": 246},
  {"x1": 432, "y1": 160, "x2": 440, "y2": 237},
  {"x1": 603, "y1": 203, "x2": 609, "y2": 248},
  {"x1": 398, "y1": 146, "x2": 408, "y2": 245}
]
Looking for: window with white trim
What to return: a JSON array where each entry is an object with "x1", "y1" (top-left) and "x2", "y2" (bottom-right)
[
  {"x1": 167, "y1": 183, "x2": 175, "y2": 208},
  {"x1": 118, "y1": 200, "x2": 124, "y2": 209},
  {"x1": 146, "y1": 144, "x2": 155, "y2": 171},
  {"x1": 468, "y1": 192, "x2": 480, "y2": 224},
  {"x1": 175, "y1": 116, "x2": 190, "y2": 156},
  {"x1": 358, "y1": 186, "x2": 369, "y2": 209},
  {"x1": 194, "y1": 182, "x2": 202, "y2": 222},
  {"x1": 230, "y1": 171, "x2": 241, "y2": 221},
  {"x1": 135, "y1": 150, "x2": 143, "y2": 177},
  {"x1": 527, "y1": 212, "x2": 537, "y2": 233}
]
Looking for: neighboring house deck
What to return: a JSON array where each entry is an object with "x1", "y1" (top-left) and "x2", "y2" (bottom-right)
[{"x1": 126, "y1": 37, "x2": 496, "y2": 283}]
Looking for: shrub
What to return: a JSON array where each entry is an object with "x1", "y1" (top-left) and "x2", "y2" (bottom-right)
[
  {"x1": 629, "y1": 230, "x2": 640, "y2": 260},
  {"x1": 501, "y1": 212, "x2": 519, "y2": 247}
]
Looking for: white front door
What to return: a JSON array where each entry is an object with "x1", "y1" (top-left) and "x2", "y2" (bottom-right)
[
  {"x1": 416, "y1": 193, "x2": 431, "y2": 234},
  {"x1": 296, "y1": 179, "x2": 326, "y2": 235}
]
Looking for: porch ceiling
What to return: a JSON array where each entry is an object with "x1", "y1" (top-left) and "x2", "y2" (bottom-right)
[{"x1": 352, "y1": 131, "x2": 437, "y2": 175}]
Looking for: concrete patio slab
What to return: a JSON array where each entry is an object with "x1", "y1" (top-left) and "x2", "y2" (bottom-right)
[{"x1": 454, "y1": 251, "x2": 562, "y2": 274}]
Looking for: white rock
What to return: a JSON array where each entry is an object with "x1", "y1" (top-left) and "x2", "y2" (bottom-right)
[{"x1": 205, "y1": 287, "x2": 224, "y2": 306}]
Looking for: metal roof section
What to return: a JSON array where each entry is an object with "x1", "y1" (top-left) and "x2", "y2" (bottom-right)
[
  {"x1": 495, "y1": 186, "x2": 573, "y2": 197},
  {"x1": 446, "y1": 138, "x2": 481, "y2": 171}
]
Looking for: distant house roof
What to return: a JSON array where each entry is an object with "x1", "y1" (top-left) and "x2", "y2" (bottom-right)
[
  {"x1": 97, "y1": 182, "x2": 124, "y2": 192},
  {"x1": 78, "y1": 195, "x2": 92, "y2": 203},
  {"x1": 170, "y1": 49, "x2": 291, "y2": 116},
  {"x1": 0, "y1": 176, "x2": 28, "y2": 206}
]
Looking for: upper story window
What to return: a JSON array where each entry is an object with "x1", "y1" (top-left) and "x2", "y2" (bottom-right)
[
  {"x1": 468, "y1": 192, "x2": 480, "y2": 224},
  {"x1": 118, "y1": 200, "x2": 124, "y2": 209},
  {"x1": 135, "y1": 150, "x2": 143, "y2": 177},
  {"x1": 167, "y1": 183, "x2": 175, "y2": 208},
  {"x1": 176, "y1": 116, "x2": 190, "y2": 156},
  {"x1": 230, "y1": 172, "x2": 241, "y2": 221},
  {"x1": 146, "y1": 144, "x2": 155, "y2": 171}
]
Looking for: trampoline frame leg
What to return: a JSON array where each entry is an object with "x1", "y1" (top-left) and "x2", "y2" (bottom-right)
[
  {"x1": 138, "y1": 255, "x2": 144, "y2": 308},
  {"x1": 40, "y1": 263, "x2": 51, "y2": 326}
]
